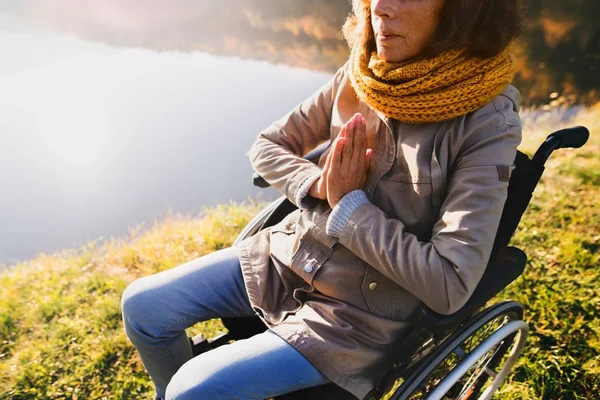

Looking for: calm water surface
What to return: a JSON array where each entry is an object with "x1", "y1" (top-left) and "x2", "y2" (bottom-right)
[{"x1": 0, "y1": 16, "x2": 331, "y2": 264}]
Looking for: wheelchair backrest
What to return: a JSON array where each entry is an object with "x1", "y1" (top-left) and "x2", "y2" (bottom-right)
[{"x1": 493, "y1": 150, "x2": 545, "y2": 249}]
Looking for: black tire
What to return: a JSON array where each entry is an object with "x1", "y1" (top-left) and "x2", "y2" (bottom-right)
[{"x1": 389, "y1": 301, "x2": 526, "y2": 400}]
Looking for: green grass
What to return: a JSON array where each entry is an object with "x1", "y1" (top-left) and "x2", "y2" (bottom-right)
[
  {"x1": 493, "y1": 105, "x2": 600, "y2": 399},
  {"x1": 1, "y1": 105, "x2": 599, "y2": 399},
  {"x1": 0, "y1": 203, "x2": 264, "y2": 399}
]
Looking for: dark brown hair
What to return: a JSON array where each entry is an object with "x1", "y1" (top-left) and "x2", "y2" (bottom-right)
[{"x1": 343, "y1": 0, "x2": 524, "y2": 58}]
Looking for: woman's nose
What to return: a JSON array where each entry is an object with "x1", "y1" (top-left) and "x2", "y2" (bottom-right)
[{"x1": 371, "y1": 0, "x2": 397, "y2": 19}]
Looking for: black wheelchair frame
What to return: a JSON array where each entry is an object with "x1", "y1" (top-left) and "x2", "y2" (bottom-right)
[{"x1": 189, "y1": 126, "x2": 589, "y2": 400}]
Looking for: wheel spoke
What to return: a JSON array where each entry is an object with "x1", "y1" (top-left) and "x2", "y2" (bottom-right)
[
  {"x1": 387, "y1": 302, "x2": 526, "y2": 400},
  {"x1": 456, "y1": 345, "x2": 498, "y2": 399},
  {"x1": 424, "y1": 318, "x2": 506, "y2": 397},
  {"x1": 484, "y1": 365, "x2": 498, "y2": 378},
  {"x1": 429, "y1": 321, "x2": 528, "y2": 400}
]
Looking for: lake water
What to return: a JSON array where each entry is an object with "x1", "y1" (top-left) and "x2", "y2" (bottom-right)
[{"x1": 0, "y1": 15, "x2": 332, "y2": 264}]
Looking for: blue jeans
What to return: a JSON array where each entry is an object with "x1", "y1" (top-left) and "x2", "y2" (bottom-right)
[{"x1": 121, "y1": 246, "x2": 329, "y2": 399}]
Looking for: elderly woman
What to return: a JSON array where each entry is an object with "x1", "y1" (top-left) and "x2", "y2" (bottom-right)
[{"x1": 121, "y1": 0, "x2": 524, "y2": 399}]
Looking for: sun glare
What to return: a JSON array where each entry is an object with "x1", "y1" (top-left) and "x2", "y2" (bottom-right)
[
  {"x1": 1, "y1": 51, "x2": 118, "y2": 172},
  {"x1": 36, "y1": 103, "x2": 111, "y2": 169}
]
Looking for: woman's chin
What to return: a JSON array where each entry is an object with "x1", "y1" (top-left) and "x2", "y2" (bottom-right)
[
  {"x1": 375, "y1": 45, "x2": 413, "y2": 63},
  {"x1": 377, "y1": 50, "x2": 409, "y2": 63}
]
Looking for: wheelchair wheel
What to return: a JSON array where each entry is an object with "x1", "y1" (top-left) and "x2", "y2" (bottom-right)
[{"x1": 390, "y1": 301, "x2": 528, "y2": 400}]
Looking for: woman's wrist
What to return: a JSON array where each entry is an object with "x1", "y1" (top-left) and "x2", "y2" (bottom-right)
[
  {"x1": 326, "y1": 190, "x2": 370, "y2": 238},
  {"x1": 296, "y1": 173, "x2": 322, "y2": 210}
]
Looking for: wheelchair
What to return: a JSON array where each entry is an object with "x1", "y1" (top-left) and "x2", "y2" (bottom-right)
[{"x1": 189, "y1": 126, "x2": 589, "y2": 400}]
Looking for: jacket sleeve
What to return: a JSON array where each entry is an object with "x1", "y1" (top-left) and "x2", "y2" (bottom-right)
[
  {"x1": 332, "y1": 121, "x2": 522, "y2": 315},
  {"x1": 248, "y1": 65, "x2": 346, "y2": 206}
]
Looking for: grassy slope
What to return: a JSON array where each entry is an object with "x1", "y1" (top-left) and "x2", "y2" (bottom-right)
[
  {"x1": 494, "y1": 105, "x2": 600, "y2": 399},
  {"x1": 1, "y1": 105, "x2": 598, "y2": 399}
]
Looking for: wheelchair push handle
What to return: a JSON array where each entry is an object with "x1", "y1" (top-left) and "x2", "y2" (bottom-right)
[
  {"x1": 532, "y1": 126, "x2": 590, "y2": 166},
  {"x1": 252, "y1": 172, "x2": 270, "y2": 188},
  {"x1": 548, "y1": 126, "x2": 589, "y2": 149}
]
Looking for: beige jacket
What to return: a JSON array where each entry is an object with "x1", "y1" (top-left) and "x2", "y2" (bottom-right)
[{"x1": 238, "y1": 63, "x2": 522, "y2": 399}]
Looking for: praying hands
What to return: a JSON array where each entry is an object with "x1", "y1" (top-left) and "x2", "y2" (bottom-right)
[{"x1": 309, "y1": 113, "x2": 375, "y2": 209}]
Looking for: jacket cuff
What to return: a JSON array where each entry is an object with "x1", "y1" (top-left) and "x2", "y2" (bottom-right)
[
  {"x1": 295, "y1": 173, "x2": 321, "y2": 210},
  {"x1": 326, "y1": 190, "x2": 370, "y2": 238}
]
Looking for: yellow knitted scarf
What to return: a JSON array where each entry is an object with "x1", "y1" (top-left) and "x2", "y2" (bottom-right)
[{"x1": 349, "y1": 41, "x2": 516, "y2": 124}]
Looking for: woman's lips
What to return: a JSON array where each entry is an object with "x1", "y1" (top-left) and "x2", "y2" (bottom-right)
[{"x1": 378, "y1": 33, "x2": 402, "y2": 42}]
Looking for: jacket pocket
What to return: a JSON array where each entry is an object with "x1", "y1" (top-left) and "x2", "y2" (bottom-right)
[
  {"x1": 361, "y1": 265, "x2": 395, "y2": 319},
  {"x1": 372, "y1": 176, "x2": 436, "y2": 241},
  {"x1": 361, "y1": 264, "x2": 422, "y2": 321},
  {"x1": 269, "y1": 212, "x2": 302, "y2": 267},
  {"x1": 269, "y1": 210, "x2": 300, "y2": 234}
]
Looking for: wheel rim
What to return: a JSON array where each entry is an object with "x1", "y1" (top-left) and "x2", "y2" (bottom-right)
[
  {"x1": 410, "y1": 315, "x2": 517, "y2": 399},
  {"x1": 456, "y1": 331, "x2": 517, "y2": 399},
  {"x1": 427, "y1": 320, "x2": 528, "y2": 400},
  {"x1": 388, "y1": 301, "x2": 526, "y2": 400}
]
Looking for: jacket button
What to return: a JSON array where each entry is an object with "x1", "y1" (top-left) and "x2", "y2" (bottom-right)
[
  {"x1": 304, "y1": 264, "x2": 314, "y2": 273},
  {"x1": 368, "y1": 282, "x2": 378, "y2": 291}
]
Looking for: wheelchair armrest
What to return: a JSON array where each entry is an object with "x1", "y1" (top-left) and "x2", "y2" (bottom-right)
[{"x1": 416, "y1": 246, "x2": 527, "y2": 334}]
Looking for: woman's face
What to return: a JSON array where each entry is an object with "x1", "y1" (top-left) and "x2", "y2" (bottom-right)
[{"x1": 370, "y1": 0, "x2": 446, "y2": 62}]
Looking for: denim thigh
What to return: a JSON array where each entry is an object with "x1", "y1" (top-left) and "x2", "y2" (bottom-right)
[
  {"x1": 165, "y1": 330, "x2": 329, "y2": 400},
  {"x1": 122, "y1": 246, "x2": 255, "y2": 340}
]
